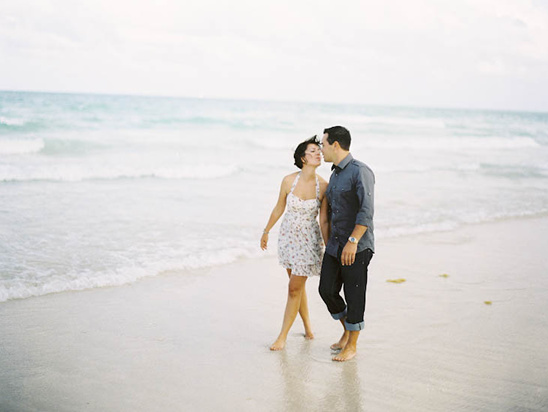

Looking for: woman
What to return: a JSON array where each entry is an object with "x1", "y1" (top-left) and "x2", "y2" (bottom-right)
[{"x1": 260, "y1": 136, "x2": 329, "y2": 351}]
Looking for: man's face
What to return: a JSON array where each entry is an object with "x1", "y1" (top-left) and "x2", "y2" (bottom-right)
[{"x1": 321, "y1": 133, "x2": 334, "y2": 162}]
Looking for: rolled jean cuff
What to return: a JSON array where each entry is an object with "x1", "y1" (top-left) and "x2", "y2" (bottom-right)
[
  {"x1": 345, "y1": 320, "x2": 365, "y2": 331},
  {"x1": 331, "y1": 308, "x2": 347, "y2": 320}
]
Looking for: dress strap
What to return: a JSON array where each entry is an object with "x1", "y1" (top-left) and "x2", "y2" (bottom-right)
[
  {"x1": 290, "y1": 172, "x2": 301, "y2": 194},
  {"x1": 315, "y1": 175, "x2": 320, "y2": 200}
]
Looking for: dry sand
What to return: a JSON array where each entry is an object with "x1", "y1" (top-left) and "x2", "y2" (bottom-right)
[{"x1": 1, "y1": 216, "x2": 548, "y2": 411}]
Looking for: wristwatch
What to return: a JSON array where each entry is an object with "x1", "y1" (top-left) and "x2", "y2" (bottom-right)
[{"x1": 348, "y1": 236, "x2": 358, "y2": 244}]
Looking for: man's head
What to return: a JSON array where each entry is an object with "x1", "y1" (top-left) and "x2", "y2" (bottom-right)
[{"x1": 321, "y1": 126, "x2": 351, "y2": 163}]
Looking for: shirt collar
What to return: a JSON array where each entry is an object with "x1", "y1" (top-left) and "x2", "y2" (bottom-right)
[{"x1": 331, "y1": 153, "x2": 353, "y2": 171}]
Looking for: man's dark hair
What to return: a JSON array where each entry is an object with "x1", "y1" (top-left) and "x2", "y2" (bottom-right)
[
  {"x1": 323, "y1": 126, "x2": 351, "y2": 150},
  {"x1": 293, "y1": 136, "x2": 320, "y2": 169}
]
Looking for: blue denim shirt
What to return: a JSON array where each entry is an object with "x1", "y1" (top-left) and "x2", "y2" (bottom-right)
[{"x1": 325, "y1": 153, "x2": 375, "y2": 257}]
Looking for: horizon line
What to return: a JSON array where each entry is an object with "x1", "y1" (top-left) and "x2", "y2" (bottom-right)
[{"x1": 1, "y1": 88, "x2": 547, "y2": 115}]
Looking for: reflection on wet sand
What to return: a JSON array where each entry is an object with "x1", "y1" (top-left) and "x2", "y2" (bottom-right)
[{"x1": 277, "y1": 338, "x2": 365, "y2": 411}]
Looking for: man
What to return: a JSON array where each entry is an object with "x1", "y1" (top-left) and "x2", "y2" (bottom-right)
[{"x1": 319, "y1": 126, "x2": 375, "y2": 362}]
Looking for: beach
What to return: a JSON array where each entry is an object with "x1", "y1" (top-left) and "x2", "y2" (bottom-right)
[
  {"x1": 1, "y1": 215, "x2": 547, "y2": 412},
  {"x1": 2, "y1": 1, "x2": 548, "y2": 409}
]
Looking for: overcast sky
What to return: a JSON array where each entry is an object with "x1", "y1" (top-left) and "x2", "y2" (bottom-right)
[{"x1": 1, "y1": 0, "x2": 547, "y2": 111}]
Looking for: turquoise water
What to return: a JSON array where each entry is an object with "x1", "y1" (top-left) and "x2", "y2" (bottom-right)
[{"x1": 1, "y1": 90, "x2": 548, "y2": 302}]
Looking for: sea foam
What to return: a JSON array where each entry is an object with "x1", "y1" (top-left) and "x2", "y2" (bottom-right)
[
  {"x1": 0, "y1": 138, "x2": 45, "y2": 154},
  {"x1": 359, "y1": 136, "x2": 540, "y2": 150},
  {"x1": 0, "y1": 116, "x2": 27, "y2": 127},
  {"x1": 0, "y1": 164, "x2": 240, "y2": 182},
  {"x1": 0, "y1": 245, "x2": 264, "y2": 303}
]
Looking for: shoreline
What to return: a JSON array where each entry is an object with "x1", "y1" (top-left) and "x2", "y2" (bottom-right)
[
  {"x1": 3, "y1": 211, "x2": 547, "y2": 305},
  {"x1": 1, "y1": 216, "x2": 548, "y2": 411}
]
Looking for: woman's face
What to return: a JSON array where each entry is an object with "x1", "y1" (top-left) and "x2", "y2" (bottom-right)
[{"x1": 303, "y1": 144, "x2": 322, "y2": 167}]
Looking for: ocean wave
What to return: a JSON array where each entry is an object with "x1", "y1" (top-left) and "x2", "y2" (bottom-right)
[
  {"x1": 378, "y1": 208, "x2": 548, "y2": 239},
  {"x1": 359, "y1": 136, "x2": 540, "y2": 150},
  {"x1": 143, "y1": 115, "x2": 290, "y2": 131},
  {"x1": 0, "y1": 117, "x2": 47, "y2": 133},
  {"x1": 0, "y1": 116, "x2": 27, "y2": 126},
  {"x1": 0, "y1": 246, "x2": 262, "y2": 303},
  {"x1": 0, "y1": 137, "x2": 110, "y2": 156},
  {"x1": 39, "y1": 138, "x2": 105, "y2": 156},
  {"x1": 0, "y1": 138, "x2": 45, "y2": 154},
  {"x1": 0, "y1": 164, "x2": 240, "y2": 182},
  {"x1": 342, "y1": 115, "x2": 447, "y2": 129},
  {"x1": 246, "y1": 138, "x2": 295, "y2": 150},
  {"x1": 479, "y1": 163, "x2": 548, "y2": 179},
  {"x1": 145, "y1": 115, "x2": 229, "y2": 127},
  {"x1": 378, "y1": 221, "x2": 460, "y2": 238},
  {"x1": 374, "y1": 162, "x2": 546, "y2": 175}
]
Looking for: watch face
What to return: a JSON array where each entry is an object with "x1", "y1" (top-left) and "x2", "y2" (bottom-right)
[{"x1": 349, "y1": 237, "x2": 357, "y2": 243}]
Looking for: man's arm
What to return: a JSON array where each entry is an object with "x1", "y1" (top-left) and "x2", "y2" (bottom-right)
[
  {"x1": 355, "y1": 166, "x2": 375, "y2": 229},
  {"x1": 341, "y1": 166, "x2": 374, "y2": 266},
  {"x1": 340, "y1": 224, "x2": 367, "y2": 266}
]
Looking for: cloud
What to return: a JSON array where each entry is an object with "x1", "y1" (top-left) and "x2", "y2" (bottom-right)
[{"x1": 1, "y1": 0, "x2": 547, "y2": 110}]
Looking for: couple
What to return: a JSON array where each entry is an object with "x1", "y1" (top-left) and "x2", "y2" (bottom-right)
[{"x1": 260, "y1": 126, "x2": 375, "y2": 362}]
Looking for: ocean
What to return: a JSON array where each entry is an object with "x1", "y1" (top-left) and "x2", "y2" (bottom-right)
[{"x1": 1, "y1": 90, "x2": 547, "y2": 303}]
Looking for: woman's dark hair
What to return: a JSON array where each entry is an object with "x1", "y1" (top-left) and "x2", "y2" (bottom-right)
[
  {"x1": 293, "y1": 136, "x2": 320, "y2": 169},
  {"x1": 323, "y1": 126, "x2": 351, "y2": 150}
]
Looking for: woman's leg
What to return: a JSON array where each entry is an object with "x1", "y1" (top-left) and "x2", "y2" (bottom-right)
[
  {"x1": 298, "y1": 283, "x2": 314, "y2": 339},
  {"x1": 284, "y1": 270, "x2": 313, "y2": 338},
  {"x1": 270, "y1": 274, "x2": 309, "y2": 351}
]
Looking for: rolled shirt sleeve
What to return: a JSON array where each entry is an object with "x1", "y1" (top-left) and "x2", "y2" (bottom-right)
[{"x1": 355, "y1": 166, "x2": 375, "y2": 228}]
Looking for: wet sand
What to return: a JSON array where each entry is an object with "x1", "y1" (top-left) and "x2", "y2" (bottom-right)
[{"x1": 1, "y1": 216, "x2": 548, "y2": 411}]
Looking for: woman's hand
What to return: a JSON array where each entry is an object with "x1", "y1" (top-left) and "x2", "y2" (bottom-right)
[{"x1": 260, "y1": 233, "x2": 269, "y2": 250}]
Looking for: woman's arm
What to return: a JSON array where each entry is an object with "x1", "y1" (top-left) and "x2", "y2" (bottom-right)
[
  {"x1": 319, "y1": 196, "x2": 330, "y2": 245},
  {"x1": 260, "y1": 177, "x2": 290, "y2": 250}
]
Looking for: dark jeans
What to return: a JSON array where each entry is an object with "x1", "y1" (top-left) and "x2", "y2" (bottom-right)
[{"x1": 319, "y1": 247, "x2": 373, "y2": 331}]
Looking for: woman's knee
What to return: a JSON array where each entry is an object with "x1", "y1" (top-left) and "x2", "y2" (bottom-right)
[{"x1": 288, "y1": 278, "x2": 305, "y2": 297}]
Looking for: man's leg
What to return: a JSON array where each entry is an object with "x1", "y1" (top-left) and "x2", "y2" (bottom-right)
[
  {"x1": 320, "y1": 250, "x2": 353, "y2": 350},
  {"x1": 333, "y1": 249, "x2": 373, "y2": 361},
  {"x1": 318, "y1": 252, "x2": 346, "y2": 318}
]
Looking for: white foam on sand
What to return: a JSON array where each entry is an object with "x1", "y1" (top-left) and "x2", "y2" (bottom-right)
[{"x1": 1, "y1": 217, "x2": 547, "y2": 411}]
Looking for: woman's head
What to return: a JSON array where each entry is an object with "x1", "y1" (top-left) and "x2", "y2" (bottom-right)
[{"x1": 294, "y1": 136, "x2": 322, "y2": 169}]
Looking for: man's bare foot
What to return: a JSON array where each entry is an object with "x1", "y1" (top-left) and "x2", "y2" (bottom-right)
[
  {"x1": 270, "y1": 338, "x2": 286, "y2": 351},
  {"x1": 330, "y1": 331, "x2": 349, "y2": 351},
  {"x1": 332, "y1": 345, "x2": 357, "y2": 362}
]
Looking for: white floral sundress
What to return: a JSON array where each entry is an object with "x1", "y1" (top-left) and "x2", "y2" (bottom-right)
[{"x1": 278, "y1": 172, "x2": 324, "y2": 277}]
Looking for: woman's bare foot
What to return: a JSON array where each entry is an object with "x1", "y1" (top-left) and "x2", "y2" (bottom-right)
[
  {"x1": 304, "y1": 331, "x2": 314, "y2": 340},
  {"x1": 332, "y1": 345, "x2": 357, "y2": 362},
  {"x1": 330, "y1": 331, "x2": 349, "y2": 351},
  {"x1": 270, "y1": 338, "x2": 286, "y2": 351}
]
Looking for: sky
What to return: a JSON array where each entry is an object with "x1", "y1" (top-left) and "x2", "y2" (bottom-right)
[{"x1": 1, "y1": 0, "x2": 548, "y2": 111}]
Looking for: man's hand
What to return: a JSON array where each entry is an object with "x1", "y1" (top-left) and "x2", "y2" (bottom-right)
[{"x1": 341, "y1": 242, "x2": 358, "y2": 266}]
